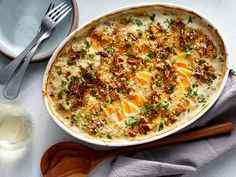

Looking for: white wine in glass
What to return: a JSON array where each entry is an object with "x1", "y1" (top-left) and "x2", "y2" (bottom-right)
[{"x1": 0, "y1": 104, "x2": 34, "y2": 150}]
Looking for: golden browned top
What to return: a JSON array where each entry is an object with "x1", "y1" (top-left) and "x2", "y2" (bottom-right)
[{"x1": 46, "y1": 6, "x2": 226, "y2": 142}]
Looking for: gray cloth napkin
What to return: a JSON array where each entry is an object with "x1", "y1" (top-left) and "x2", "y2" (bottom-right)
[{"x1": 90, "y1": 70, "x2": 236, "y2": 177}]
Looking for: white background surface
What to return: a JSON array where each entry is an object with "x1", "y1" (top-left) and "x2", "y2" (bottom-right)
[{"x1": 0, "y1": 0, "x2": 236, "y2": 177}]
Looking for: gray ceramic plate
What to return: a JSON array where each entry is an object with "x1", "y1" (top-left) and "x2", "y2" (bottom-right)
[{"x1": 0, "y1": 0, "x2": 78, "y2": 62}]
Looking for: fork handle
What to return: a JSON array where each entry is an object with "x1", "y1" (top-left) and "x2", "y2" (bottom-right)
[
  {"x1": 3, "y1": 39, "x2": 43, "y2": 99},
  {"x1": 0, "y1": 30, "x2": 44, "y2": 85}
]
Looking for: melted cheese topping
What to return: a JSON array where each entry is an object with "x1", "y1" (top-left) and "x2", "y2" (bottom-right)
[{"x1": 46, "y1": 6, "x2": 226, "y2": 142}]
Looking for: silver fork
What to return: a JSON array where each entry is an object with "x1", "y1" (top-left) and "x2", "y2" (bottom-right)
[
  {"x1": 0, "y1": 2, "x2": 72, "y2": 85},
  {"x1": 3, "y1": 3, "x2": 72, "y2": 99}
]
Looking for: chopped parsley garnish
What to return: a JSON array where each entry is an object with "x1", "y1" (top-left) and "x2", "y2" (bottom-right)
[
  {"x1": 186, "y1": 52, "x2": 191, "y2": 58},
  {"x1": 187, "y1": 85, "x2": 207, "y2": 103},
  {"x1": 126, "y1": 15, "x2": 132, "y2": 23},
  {"x1": 162, "y1": 53, "x2": 168, "y2": 60},
  {"x1": 182, "y1": 45, "x2": 193, "y2": 52},
  {"x1": 61, "y1": 80, "x2": 67, "y2": 87},
  {"x1": 71, "y1": 76, "x2": 79, "y2": 84},
  {"x1": 164, "y1": 18, "x2": 174, "y2": 26},
  {"x1": 89, "y1": 54, "x2": 95, "y2": 59},
  {"x1": 143, "y1": 104, "x2": 161, "y2": 118},
  {"x1": 95, "y1": 111, "x2": 100, "y2": 116},
  {"x1": 71, "y1": 118, "x2": 77, "y2": 124},
  {"x1": 67, "y1": 59, "x2": 74, "y2": 66},
  {"x1": 84, "y1": 40, "x2": 91, "y2": 49},
  {"x1": 158, "y1": 118, "x2": 164, "y2": 131},
  {"x1": 85, "y1": 115, "x2": 92, "y2": 120},
  {"x1": 88, "y1": 71, "x2": 95, "y2": 79},
  {"x1": 57, "y1": 70, "x2": 62, "y2": 75},
  {"x1": 207, "y1": 74, "x2": 217, "y2": 84},
  {"x1": 55, "y1": 66, "x2": 62, "y2": 75},
  {"x1": 150, "y1": 13, "x2": 156, "y2": 22},
  {"x1": 155, "y1": 75, "x2": 161, "y2": 87},
  {"x1": 148, "y1": 66, "x2": 153, "y2": 72},
  {"x1": 188, "y1": 17, "x2": 193, "y2": 24},
  {"x1": 81, "y1": 49, "x2": 87, "y2": 56},
  {"x1": 57, "y1": 91, "x2": 64, "y2": 99},
  {"x1": 135, "y1": 19, "x2": 142, "y2": 26},
  {"x1": 168, "y1": 85, "x2": 174, "y2": 93},
  {"x1": 107, "y1": 46, "x2": 114, "y2": 55},
  {"x1": 145, "y1": 55, "x2": 151, "y2": 62},
  {"x1": 107, "y1": 135, "x2": 112, "y2": 139},
  {"x1": 198, "y1": 94, "x2": 206, "y2": 103},
  {"x1": 126, "y1": 117, "x2": 138, "y2": 127},
  {"x1": 160, "y1": 102, "x2": 169, "y2": 110}
]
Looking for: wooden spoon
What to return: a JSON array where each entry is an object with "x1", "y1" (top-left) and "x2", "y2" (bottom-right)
[{"x1": 41, "y1": 121, "x2": 233, "y2": 177}]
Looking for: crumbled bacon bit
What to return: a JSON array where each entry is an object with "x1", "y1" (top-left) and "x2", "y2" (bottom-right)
[
  {"x1": 129, "y1": 131, "x2": 136, "y2": 137},
  {"x1": 98, "y1": 51, "x2": 108, "y2": 58},
  {"x1": 66, "y1": 71, "x2": 71, "y2": 77},
  {"x1": 49, "y1": 92, "x2": 54, "y2": 97}
]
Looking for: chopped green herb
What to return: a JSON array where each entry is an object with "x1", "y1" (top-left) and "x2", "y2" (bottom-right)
[
  {"x1": 89, "y1": 54, "x2": 95, "y2": 59},
  {"x1": 158, "y1": 119, "x2": 164, "y2": 131},
  {"x1": 85, "y1": 40, "x2": 91, "y2": 49},
  {"x1": 168, "y1": 85, "x2": 174, "y2": 93},
  {"x1": 143, "y1": 105, "x2": 149, "y2": 115},
  {"x1": 107, "y1": 135, "x2": 112, "y2": 139},
  {"x1": 148, "y1": 66, "x2": 153, "y2": 72},
  {"x1": 126, "y1": 15, "x2": 132, "y2": 23},
  {"x1": 107, "y1": 46, "x2": 114, "y2": 55},
  {"x1": 89, "y1": 71, "x2": 95, "y2": 79},
  {"x1": 57, "y1": 70, "x2": 62, "y2": 75},
  {"x1": 71, "y1": 76, "x2": 79, "y2": 84},
  {"x1": 126, "y1": 117, "x2": 138, "y2": 127},
  {"x1": 77, "y1": 113, "x2": 81, "y2": 118},
  {"x1": 145, "y1": 55, "x2": 151, "y2": 62},
  {"x1": 164, "y1": 18, "x2": 174, "y2": 26},
  {"x1": 85, "y1": 115, "x2": 92, "y2": 120},
  {"x1": 207, "y1": 74, "x2": 217, "y2": 84},
  {"x1": 135, "y1": 19, "x2": 142, "y2": 26},
  {"x1": 162, "y1": 53, "x2": 168, "y2": 60},
  {"x1": 188, "y1": 17, "x2": 193, "y2": 24},
  {"x1": 198, "y1": 94, "x2": 206, "y2": 103},
  {"x1": 150, "y1": 13, "x2": 156, "y2": 22},
  {"x1": 67, "y1": 59, "x2": 74, "y2": 66},
  {"x1": 161, "y1": 102, "x2": 169, "y2": 110},
  {"x1": 83, "y1": 123, "x2": 89, "y2": 127},
  {"x1": 81, "y1": 49, "x2": 87, "y2": 56},
  {"x1": 71, "y1": 118, "x2": 77, "y2": 124},
  {"x1": 61, "y1": 80, "x2": 67, "y2": 87},
  {"x1": 55, "y1": 66, "x2": 62, "y2": 75},
  {"x1": 167, "y1": 46, "x2": 173, "y2": 52},
  {"x1": 186, "y1": 52, "x2": 191, "y2": 58},
  {"x1": 57, "y1": 91, "x2": 64, "y2": 99},
  {"x1": 95, "y1": 111, "x2": 100, "y2": 116},
  {"x1": 182, "y1": 45, "x2": 193, "y2": 52}
]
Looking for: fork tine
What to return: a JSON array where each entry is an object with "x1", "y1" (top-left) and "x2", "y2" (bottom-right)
[
  {"x1": 47, "y1": 2, "x2": 65, "y2": 16},
  {"x1": 51, "y1": 4, "x2": 67, "y2": 19},
  {"x1": 45, "y1": 3, "x2": 52, "y2": 15},
  {"x1": 49, "y1": 3, "x2": 55, "y2": 17},
  {"x1": 55, "y1": 8, "x2": 72, "y2": 23},
  {"x1": 53, "y1": 6, "x2": 70, "y2": 21}
]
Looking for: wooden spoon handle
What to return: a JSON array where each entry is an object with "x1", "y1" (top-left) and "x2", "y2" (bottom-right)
[{"x1": 103, "y1": 121, "x2": 233, "y2": 159}]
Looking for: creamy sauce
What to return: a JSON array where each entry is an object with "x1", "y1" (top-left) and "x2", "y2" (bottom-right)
[{"x1": 45, "y1": 5, "x2": 226, "y2": 143}]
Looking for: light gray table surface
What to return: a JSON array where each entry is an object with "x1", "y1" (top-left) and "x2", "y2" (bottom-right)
[{"x1": 0, "y1": 0, "x2": 236, "y2": 177}]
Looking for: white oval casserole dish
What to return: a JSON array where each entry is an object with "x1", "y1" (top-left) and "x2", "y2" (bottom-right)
[{"x1": 42, "y1": 3, "x2": 229, "y2": 147}]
